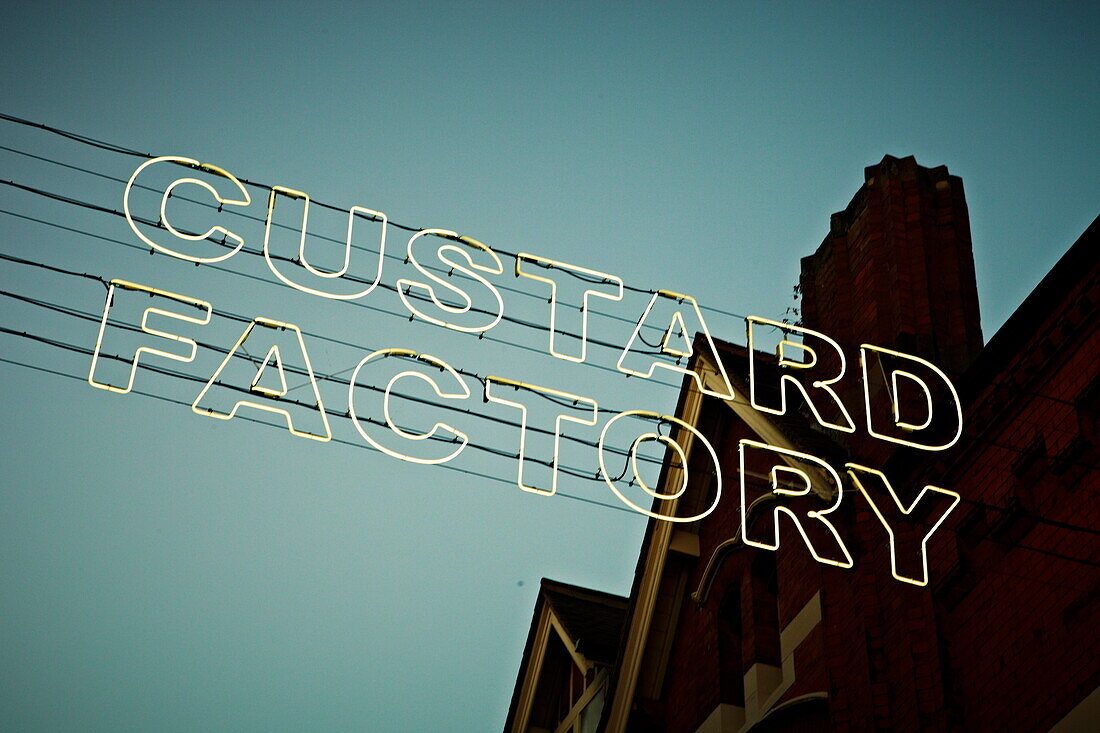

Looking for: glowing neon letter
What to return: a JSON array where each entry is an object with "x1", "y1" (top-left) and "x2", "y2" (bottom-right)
[
  {"x1": 739, "y1": 440, "x2": 853, "y2": 568},
  {"x1": 88, "y1": 279, "x2": 212, "y2": 393},
  {"x1": 263, "y1": 186, "x2": 388, "y2": 300},
  {"x1": 746, "y1": 316, "x2": 856, "y2": 433},
  {"x1": 396, "y1": 229, "x2": 505, "y2": 333},
  {"x1": 860, "y1": 344, "x2": 963, "y2": 450},
  {"x1": 348, "y1": 349, "x2": 471, "y2": 465},
  {"x1": 515, "y1": 254, "x2": 623, "y2": 363},
  {"x1": 123, "y1": 156, "x2": 250, "y2": 263},
  {"x1": 485, "y1": 377, "x2": 598, "y2": 495},
  {"x1": 845, "y1": 464, "x2": 960, "y2": 586},
  {"x1": 192, "y1": 318, "x2": 330, "y2": 441},
  {"x1": 599, "y1": 410, "x2": 722, "y2": 522},
  {"x1": 617, "y1": 290, "x2": 736, "y2": 400}
]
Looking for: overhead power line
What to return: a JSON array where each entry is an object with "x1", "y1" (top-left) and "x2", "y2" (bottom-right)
[
  {"x1": 0, "y1": 111, "x2": 751, "y2": 318},
  {"x1": 0, "y1": 141, "x2": 674, "y2": 337},
  {"x1": 0, "y1": 284, "x2": 672, "y2": 470},
  {"x1": 2, "y1": 240, "x2": 1097, "y2": 491},
  {"x1": 2, "y1": 112, "x2": 1098, "y2": 563},
  {"x1": 0, "y1": 181, "x2": 689, "y2": 390},
  {"x1": 1, "y1": 277, "x2": 1097, "y2": 553},
  {"x1": 1, "y1": 344, "x2": 1096, "y2": 569},
  {"x1": 0, "y1": 354, "x2": 644, "y2": 517}
]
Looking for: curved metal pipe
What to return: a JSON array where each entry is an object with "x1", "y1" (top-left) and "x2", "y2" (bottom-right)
[{"x1": 690, "y1": 494, "x2": 780, "y2": 604}]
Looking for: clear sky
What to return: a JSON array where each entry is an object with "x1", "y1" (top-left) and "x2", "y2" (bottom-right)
[{"x1": 0, "y1": 2, "x2": 1096, "y2": 730}]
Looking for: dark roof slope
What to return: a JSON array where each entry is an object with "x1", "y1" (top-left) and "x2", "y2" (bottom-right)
[
  {"x1": 541, "y1": 578, "x2": 628, "y2": 666},
  {"x1": 504, "y1": 579, "x2": 628, "y2": 731},
  {"x1": 960, "y1": 214, "x2": 1099, "y2": 404}
]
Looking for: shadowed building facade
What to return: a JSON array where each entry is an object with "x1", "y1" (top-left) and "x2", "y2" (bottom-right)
[{"x1": 506, "y1": 157, "x2": 1099, "y2": 732}]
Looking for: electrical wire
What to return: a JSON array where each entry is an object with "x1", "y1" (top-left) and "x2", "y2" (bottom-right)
[
  {"x1": 0, "y1": 182, "x2": 688, "y2": 391},
  {"x1": 0, "y1": 285, "x2": 673, "y2": 472},
  {"x1": 3, "y1": 113, "x2": 1093, "y2": 413},
  {"x1": 0, "y1": 219, "x2": 673, "y2": 410},
  {"x1": 0, "y1": 323, "x2": 634, "y2": 486},
  {"x1": 0, "y1": 141, "x2": 674, "y2": 338},
  {"x1": 0, "y1": 112, "x2": 751, "y2": 318},
  {"x1": 2, "y1": 114, "x2": 1098, "y2": 557},
  {"x1": 0, "y1": 354, "x2": 644, "y2": 517},
  {"x1": 3, "y1": 245, "x2": 1097, "y2": 516},
  {"x1": 1, "y1": 342, "x2": 1095, "y2": 569}
]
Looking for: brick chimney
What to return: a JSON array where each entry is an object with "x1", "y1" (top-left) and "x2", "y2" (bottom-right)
[
  {"x1": 798, "y1": 156, "x2": 983, "y2": 463},
  {"x1": 800, "y1": 155, "x2": 983, "y2": 376}
]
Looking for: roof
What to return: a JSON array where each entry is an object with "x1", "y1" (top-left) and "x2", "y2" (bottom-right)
[
  {"x1": 959, "y1": 214, "x2": 1099, "y2": 404},
  {"x1": 504, "y1": 579, "x2": 627, "y2": 731},
  {"x1": 541, "y1": 579, "x2": 629, "y2": 665},
  {"x1": 883, "y1": 213, "x2": 1099, "y2": 482}
]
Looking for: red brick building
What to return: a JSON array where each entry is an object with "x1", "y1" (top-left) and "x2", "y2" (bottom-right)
[{"x1": 506, "y1": 156, "x2": 1099, "y2": 732}]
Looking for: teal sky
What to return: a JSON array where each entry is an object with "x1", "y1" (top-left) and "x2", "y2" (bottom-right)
[{"x1": 1, "y1": 2, "x2": 1096, "y2": 730}]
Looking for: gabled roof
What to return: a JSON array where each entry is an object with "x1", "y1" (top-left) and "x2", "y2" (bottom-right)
[
  {"x1": 541, "y1": 580, "x2": 629, "y2": 666},
  {"x1": 959, "y1": 214, "x2": 1098, "y2": 404},
  {"x1": 504, "y1": 579, "x2": 627, "y2": 731}
]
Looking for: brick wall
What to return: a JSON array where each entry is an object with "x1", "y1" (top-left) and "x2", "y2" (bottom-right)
[{"x1": 628, "y1": 164, "x2": 1097, "y2": 731}]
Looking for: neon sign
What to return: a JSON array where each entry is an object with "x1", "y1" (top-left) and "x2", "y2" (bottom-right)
[{"x1": 90, "y1": 156, "x2": 969, "y2": 585}]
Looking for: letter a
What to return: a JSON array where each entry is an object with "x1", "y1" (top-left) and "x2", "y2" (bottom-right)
[
  {"x1": 617, "y1": 290, "x2": 735, "y2": 400},
  {"x1": 193, "y1": 318, "x2": 331, "y2": 441}
]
